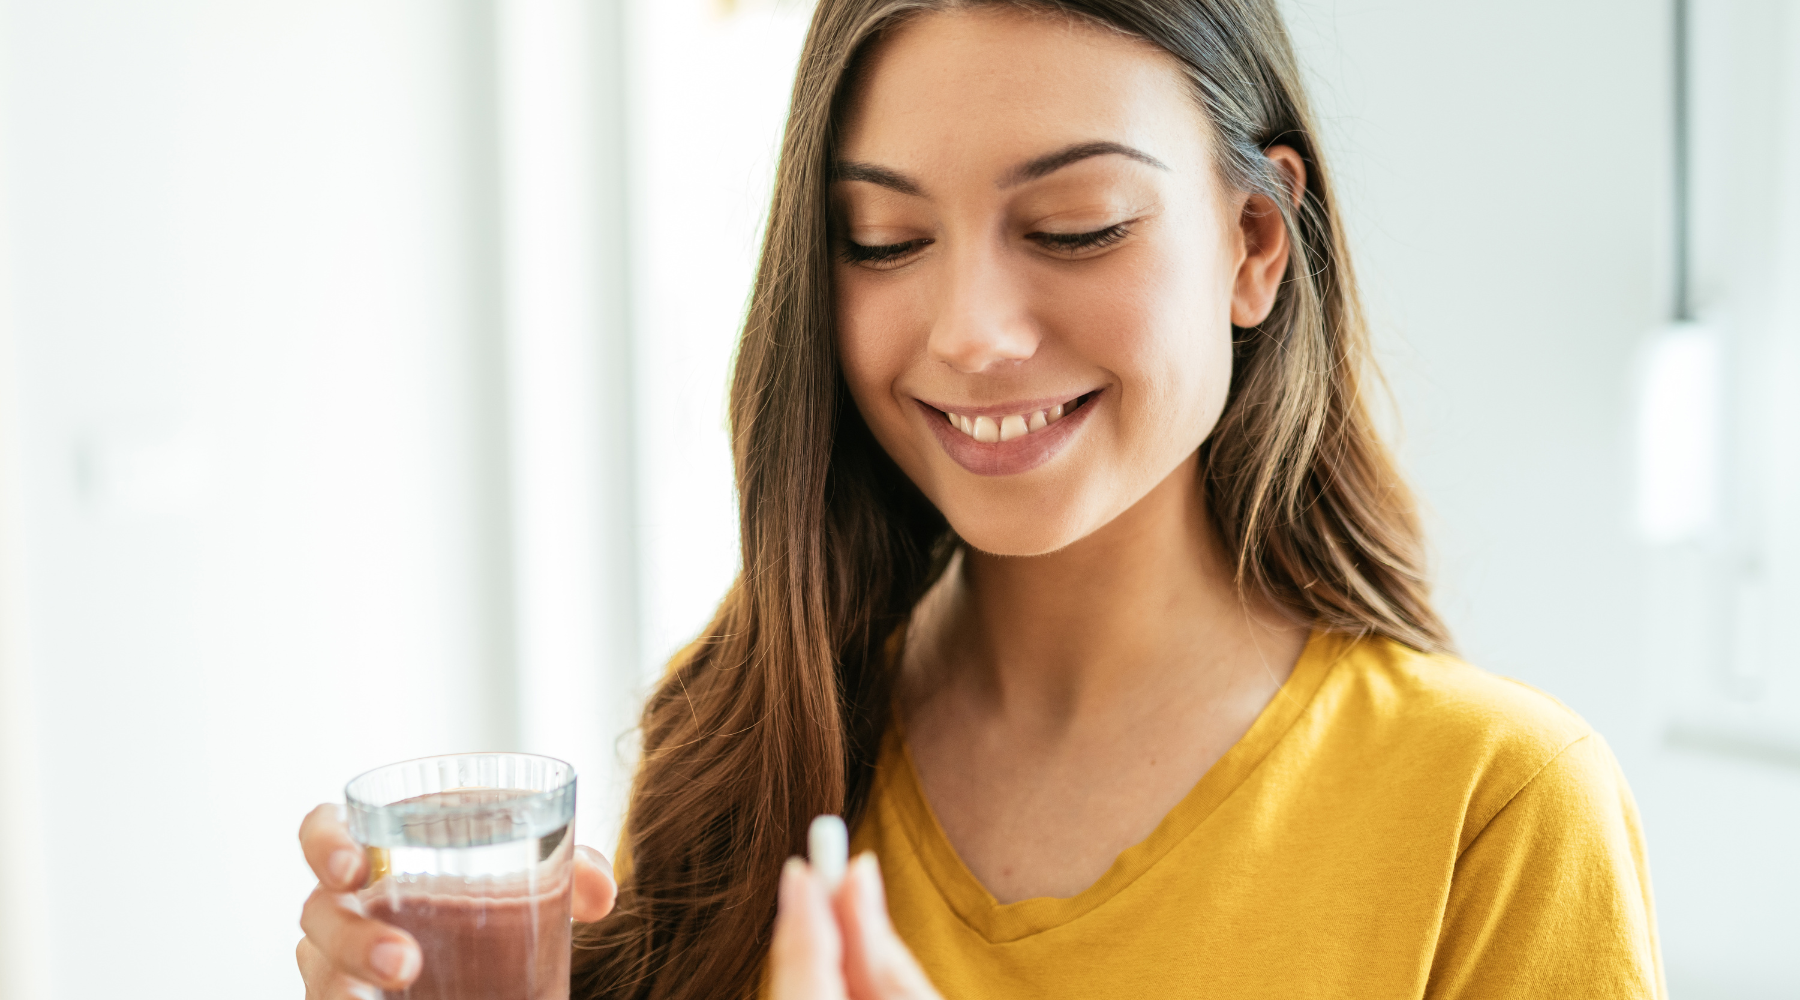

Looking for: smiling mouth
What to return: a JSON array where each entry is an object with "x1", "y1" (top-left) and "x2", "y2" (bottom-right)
[{"x1": 937, "y1": 391, "x2": 1099, "y2": 443}]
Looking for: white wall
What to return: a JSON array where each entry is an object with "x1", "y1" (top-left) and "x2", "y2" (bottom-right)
[
  {"x1": 0, "y1": 17, "x2": 48, "y2": 991},
  {"x1": 1637, "y1": 2, "x2": 1800, "y2": 995},
  {"x1": 0, "y1": 1, "x2": 516, "y2": 994},
  {"x1": 627, "y1": 0, "x2": 811, "y2": 679},
  {"x1": 496, "y1": 0, "x2": 641, "y2": 873}
]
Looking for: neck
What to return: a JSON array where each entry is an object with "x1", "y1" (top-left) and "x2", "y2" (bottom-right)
[{"x1": 908, "y1": 452, "x2": 1306, "y2": 725}]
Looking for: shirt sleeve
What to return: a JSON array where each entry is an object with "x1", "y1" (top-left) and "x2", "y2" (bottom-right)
[{"x1": 1425, "y1": 734, "x2": 1666, "y2": 1000}]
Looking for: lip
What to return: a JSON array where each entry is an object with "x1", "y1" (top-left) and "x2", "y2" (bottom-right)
[{"x1": 915, "y1": 389, "x2": 1102, "y2": 477}]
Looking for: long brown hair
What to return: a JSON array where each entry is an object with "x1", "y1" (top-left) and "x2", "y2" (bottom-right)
[{"x1": 573, "y1": 2, "x2": 1448, "y2": 996}]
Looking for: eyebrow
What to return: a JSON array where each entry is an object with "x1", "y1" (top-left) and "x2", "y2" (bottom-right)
[
  {"x1": 832, "y1": 140, "x2": 1168, "y2": 197},
  {"x1": 1000, "y1": 140, "x2": 1169, "y2": 188},
  {"x1": 833, "y1": 161, "x2": 923, "y2": 196}
]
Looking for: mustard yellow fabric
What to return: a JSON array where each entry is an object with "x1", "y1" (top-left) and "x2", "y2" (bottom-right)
[{"x1": 849, "y1": 632, "x2": 1666, "y2": 998}]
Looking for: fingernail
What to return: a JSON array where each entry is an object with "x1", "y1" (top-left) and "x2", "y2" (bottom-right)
[
  {"x1": 370, "y1": 939, "x2": 416, "y2": 981},
  {"x1": 329, "y1": 849, "x2": 360, "y2": 887},
  {"x1": 778, "y1": 856, "x2": 805, "y2": 911}
]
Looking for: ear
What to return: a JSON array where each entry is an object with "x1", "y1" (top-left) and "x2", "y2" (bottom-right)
[{"x1": 1229, "y1": 145, "x2": 1307, "y2": 328}]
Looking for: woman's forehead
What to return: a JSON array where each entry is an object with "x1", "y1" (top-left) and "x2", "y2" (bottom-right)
[{"x1": 836, "y1": 8, "x2": 1209, "y2": 182}]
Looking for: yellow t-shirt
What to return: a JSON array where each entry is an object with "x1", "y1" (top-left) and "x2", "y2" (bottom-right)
[{"x1": 849, "y1": 631, "x2": 1666, "y2": 998}]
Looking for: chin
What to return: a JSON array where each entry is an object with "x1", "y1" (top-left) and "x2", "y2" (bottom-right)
[{"x1": 941, "y1": 499, "x2": 1102, "y2": 558}]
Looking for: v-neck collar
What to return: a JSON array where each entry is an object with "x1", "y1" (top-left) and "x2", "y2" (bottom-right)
[{"x1": 879, "y1": 629, "x2": 1349, "y2": 943}]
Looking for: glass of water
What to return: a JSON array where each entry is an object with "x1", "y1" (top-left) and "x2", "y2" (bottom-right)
[{"x1": 346, "y1": 752, "x2": 577, "y2": 1000}]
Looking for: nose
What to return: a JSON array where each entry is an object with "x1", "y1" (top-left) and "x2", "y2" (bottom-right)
[{"x1": 927, "y1": 242, "x2": 1041, "y2": 374}]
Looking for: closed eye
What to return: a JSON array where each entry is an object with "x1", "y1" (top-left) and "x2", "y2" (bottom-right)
[
  {"x1": 840, "y1": 238, "x2": 932, "y2": 268},
  {"x1": 1028, "y1": 223, "x2": 1131, "y2": 255}
]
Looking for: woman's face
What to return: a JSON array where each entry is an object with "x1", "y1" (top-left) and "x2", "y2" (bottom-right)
[{"x1": 833, "y1": 8, "x2": 1288, "y2": 557}]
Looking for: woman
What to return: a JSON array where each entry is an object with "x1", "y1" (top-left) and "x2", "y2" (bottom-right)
[{"x1": 298, "y1": 1, "x2": 1665, "y2": 997}]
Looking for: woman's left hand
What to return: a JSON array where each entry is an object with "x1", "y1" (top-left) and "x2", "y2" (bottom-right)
[{"x1": 770, "y1": 852, "x2": 944, "y2": 1000}]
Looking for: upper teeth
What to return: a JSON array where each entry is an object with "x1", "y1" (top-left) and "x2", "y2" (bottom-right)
[{"x1": 944, "y1": 401, "x2": 1069, "y2": 443}]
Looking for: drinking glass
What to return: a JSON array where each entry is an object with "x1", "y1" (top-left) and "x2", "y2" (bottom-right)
[{"x1": 346, "y1": 752, "x2": 577, "y2": 1000}]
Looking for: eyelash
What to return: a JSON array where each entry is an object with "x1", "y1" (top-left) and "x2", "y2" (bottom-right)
[
  {"x1": 838, "y1": 223, "x2": 1133, "y2": 267},
  {"x1": 1030, "y1": 223, "x2": 1131, "y2": 254},
  {"x1": 839, "y1": 239, "x2": 930, "y2": 265}
]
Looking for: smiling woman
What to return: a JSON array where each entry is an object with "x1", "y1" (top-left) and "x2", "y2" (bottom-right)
[
  {"x1": 831, "y1": 18, "x2": 1283, "y2": 549},
  {"x1": 289, "y1": 2, "x2": 1666, "y2": 998}
]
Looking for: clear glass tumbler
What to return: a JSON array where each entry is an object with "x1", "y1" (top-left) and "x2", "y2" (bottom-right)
[{"x1": 346, "y1": 753, "x2": 577, "y2": 1000}]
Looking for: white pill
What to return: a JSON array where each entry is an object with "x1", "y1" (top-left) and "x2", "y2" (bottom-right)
[{"x1": 807, "y1": 814, "x2": 848, "y2": 891}]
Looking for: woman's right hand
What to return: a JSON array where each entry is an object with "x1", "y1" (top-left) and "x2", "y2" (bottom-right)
[
  {"x1": 295, "y1": 803, "x2": 619, "y2": 999},
  {"x1": 771, "y1": 852, "x2": 942, "y2": 1000}
]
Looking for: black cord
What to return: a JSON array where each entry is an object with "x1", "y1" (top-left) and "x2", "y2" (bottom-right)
[{"x1": 1673, "y1": 0, "x2": 1692, "y2": 322}]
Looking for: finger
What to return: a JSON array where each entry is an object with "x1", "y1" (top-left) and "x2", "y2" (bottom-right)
[
  {"x1": 299, "y1": 886, "x2": 421, "y2": 991},
  {"x1": 298, "y1": 936, "x2": 382, "y2": 1000},
  {"x1": 300, "y1": 803, "x2": 366, "y2": 892},
  {"x1": 838, "y1": 854, "x2": 941, "y2": 1000},
  {"x1": 572, "y1": 846, "x2": 618, "y2": 922},
  {"x1": 769, "y1": 857, "x2": 848, "y2": 1000}
]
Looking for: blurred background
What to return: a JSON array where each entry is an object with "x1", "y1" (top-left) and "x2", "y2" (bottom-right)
[{"x1": 0, "y1": 0, "x2": 1793, "y2": 996}]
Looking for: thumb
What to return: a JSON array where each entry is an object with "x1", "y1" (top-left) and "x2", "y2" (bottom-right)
[
  {"x1": 572, "y1": 846, "x2": 618, "y2": 923},
  {"x1": 838, "y1": 853, "x2": 941, "y2": 1000}
]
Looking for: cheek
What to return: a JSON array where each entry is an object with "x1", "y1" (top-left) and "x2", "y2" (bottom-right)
[
  {"x1": 1039, "y1": 237, "x2": 1236, "y2": 456},
  {"x1": 834, "y1": 270, "x2": 923, "y2": 440}
]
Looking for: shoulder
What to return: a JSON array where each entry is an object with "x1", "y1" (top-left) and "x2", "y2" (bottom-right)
[
  {"x1": 1302, "y1": 633, "x2": 1607, "y2": 846},
  {"x1": 1314, "y1": 632, "x2": 1592, "y2": 755}
]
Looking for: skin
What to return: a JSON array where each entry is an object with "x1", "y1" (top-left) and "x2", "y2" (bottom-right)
[{"x1": 296, "y1": 8, "x2": 1307, "y2": 999}]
